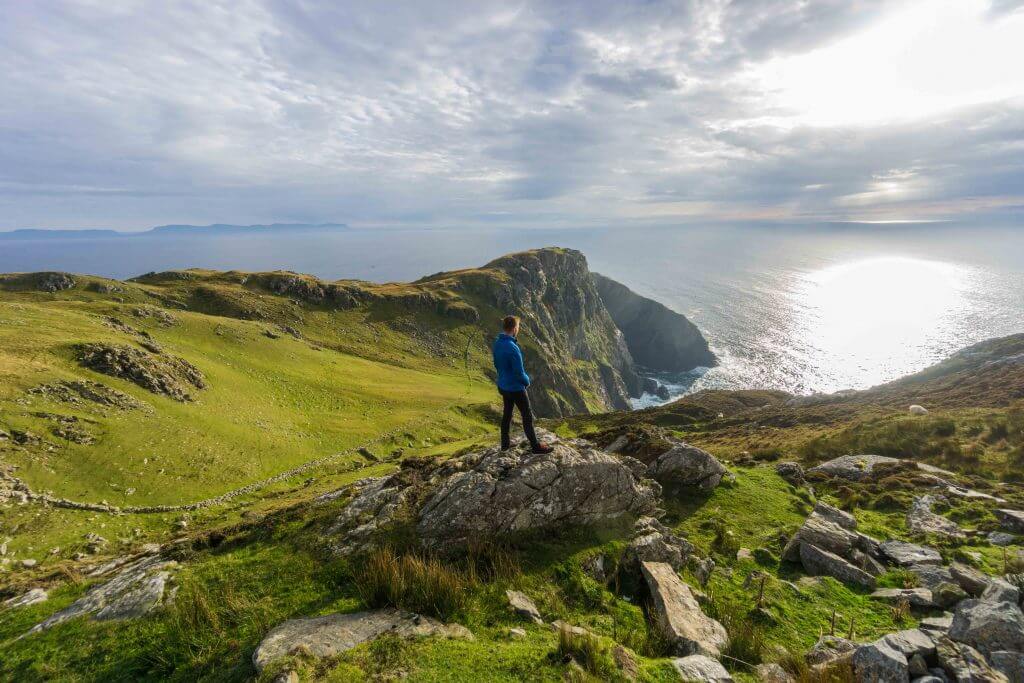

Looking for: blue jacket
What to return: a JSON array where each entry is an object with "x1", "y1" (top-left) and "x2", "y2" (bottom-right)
[{"x1": 493, "y1": 333, "x2": 531, "y2": 392}]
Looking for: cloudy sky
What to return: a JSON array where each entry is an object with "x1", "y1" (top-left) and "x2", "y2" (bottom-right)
[{"x1": 2, "y1": 0, "x2": 1023, "y2": 230}]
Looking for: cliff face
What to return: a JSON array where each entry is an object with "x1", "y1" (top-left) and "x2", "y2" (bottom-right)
[
  {"x1": 435, "y1": 248, "x2": 641, "y2": 417},
  {"x1": 592, "y1": 273, "x2": 716, "y2": 373}
]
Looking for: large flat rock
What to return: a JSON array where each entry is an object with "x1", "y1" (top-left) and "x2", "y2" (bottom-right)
[
  {"x1": 880, "y1": 540, "x2": 943, "y2": 567},
  {"x1": 252, "y1": 608, "x2": 472, "y2": 672},
  {"x1": 641, "y1": 561, "x2": 728, "y2": 658},
  {"x1": 672, "y1": 654, "x2": 733, "y2": 682},
  {"x1": 800, "y1": 543, "x2": 877, "y2": 588},
  {"x1": 949, "y1": 599, "x2": 1024, "y2": 655}
]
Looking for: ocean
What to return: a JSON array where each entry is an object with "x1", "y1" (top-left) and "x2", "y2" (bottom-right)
[{"x1": 3, "y1": 224, "x2": 1022, "y2": 405}]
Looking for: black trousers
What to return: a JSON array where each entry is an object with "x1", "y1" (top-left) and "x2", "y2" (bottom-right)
[{"x1": 499, "y1": 389, "x2": 539, "y2": 449}]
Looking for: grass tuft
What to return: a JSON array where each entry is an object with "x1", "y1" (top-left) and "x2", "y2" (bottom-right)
[{"x1": 353, "y1": 547, "x2": 477, "y2": 621}]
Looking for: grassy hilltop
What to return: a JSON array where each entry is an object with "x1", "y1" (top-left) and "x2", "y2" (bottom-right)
[{"x1": 1, "y1": 256, "x2": 1022, "y2": 682}]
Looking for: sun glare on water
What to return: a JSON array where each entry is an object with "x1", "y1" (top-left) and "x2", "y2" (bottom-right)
[{"x1": 794, "y1": 256, "x2": 969, "y2": 391}]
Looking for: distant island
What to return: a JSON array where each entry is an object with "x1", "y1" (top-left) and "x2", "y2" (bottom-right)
[{"x1": 0, "y1": 223, "x2": 350, "y2": 240}]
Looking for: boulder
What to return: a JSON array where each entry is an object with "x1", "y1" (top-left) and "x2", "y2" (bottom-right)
[
  {"x1": 949, "y1": 600, "x2": 1024, "y2": 655},
  {"x1": 252, "y1": 608, "x2": 472, "y2": 672},
  {"x1": 921, "y1": 614, "x2": 955, "y2": 634},
  {"x1": 989, "y1": 533, "x2": 1017, "y2": 547},
  {"x1": 506, "y1": 590, "x2": 543, "y2": 625},
  {"x1": 852, "y1": 639, "x2": 909, "y2": 683},
  {"x1": 980, "y1": 580, "x2": 1020, "y2": 605},
  {"x1": 871, "y1": 588, "x2": 937, "y2": 609},
  {"x1": 996, "y1": 511, "x2": 1024, "y2": 535},
  {"x1": 989, "y1": 651, "x2": 1024, "y2": 683},
  {"x1": 882, "y1": 629, "x2": 938, "y2": 661},
  {"x1": 814, "y1": 502, "x2": 859, "y2": 530},
  {"x1": 910, "y1": 653, "x2": 930, "y2": 677},
  {"x1": 934, "y1": 634, "x2": 1008, "y2": 682},
  {"x1": 641, "y1": 561, "x2": 728, "y2": 657},
  {"x1": 647, "y1": 443, "x2": 727, "y2": 492},
  {"x1": 800, "y1": 543, "x2": 877, "y2": 588},
  {"x1": 908, "y1": 496, "x2": 965, "y2": 539},
  {"x1": 806, "y1": 635, "x2": 858, "y2": 668},
  {"x1": 416, "y1": 436, "x2": 661, "y2": 546},
  {"x1": 933, "y1": 583, "x2": 971, "y2": 610},
  {"x1": 880, "y1": 540, "x2": 943, "y2": 567},
  {"x1": 672, "y1": 654, "x2": 733, "y2": 682},
  {"x1": 950, "y1": 563, "x2": 992, "y2": 598},
  {"x1": 28, "y1": 555, "x2": 176, "y2": 634},
  {"x1": 621, "y1": 517, "x2": 695, "y2": 574},
  {"x1": 808, "y1": 455, "x2": 903, "y2": 481},
  {"x1": 776, "y1": 462, "x2": 805, "y2": 485},
  {"x1": 782, "y1": 511, "x2": 860, "y2": 563},
  {"x1": 756, "y1": 662, "x2": 795, "y2": 683}
]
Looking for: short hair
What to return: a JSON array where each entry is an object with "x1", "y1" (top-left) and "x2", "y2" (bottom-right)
[{"x1": 501, "y1": 315, "x2": 519, "y2": 332}]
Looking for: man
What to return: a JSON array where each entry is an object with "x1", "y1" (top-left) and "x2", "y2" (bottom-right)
[{"x1": 492, "y1": 315, "x2": 553, "y2": 454}]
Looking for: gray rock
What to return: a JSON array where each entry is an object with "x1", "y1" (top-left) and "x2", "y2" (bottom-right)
[
  {"x1": 808, "y1": 454, "x2": 903, "y2": 481},
  {"x1": 989, "y1": 533, "x2": 1017, "y2": 547},
  {"x1": 921, "y1": 614, "x2": 955, "y2": 633},
  {"x1": 325, "y1": 476, "x2": 410, "y2": 555},
  {"x1": 996, "y1": 510, "x2": 1024, "y2": 535},
  {"x1": 647, "y1": 443, "x2": 727, "y2": 491},
  {"x1": 506, "y1": 590, "x2": 543, "y2": 625},
  {"x1": 3, "y1": 588, "x2": 48, "y2": 609},
  {"x1": 933, "y1": 583, "x2": 971, "y2": 610},
  {"x1": 28, "y1": 555, "x2": 176, "y2": 634},
  {"x1": 853, "y1": 639, "x2": 909, "y2": 683},
  {"x1": 756, "y1": 662, "x2": 795, "y2": 683},
  {"x1": 882, "y1": 629, "x2": 938, "y2": 660},
  {"x1": 909, "y1": 496, "x2": 965, "y2": 539},
  {"x1": 871, "y1": 587, "x2": 937, "y2": 608},
  {"x1": 252, "y1": 608, "x2": 473, "y2": 672},
  {"x1": 881, "y1": 540, "x2": 943, "y2": 567},
  {"x1": 814, "y1": 502, "x2": 858, "y2": 530},
  {"x1": 989, "y1": 651, "x2": 1024, "y2": 683},
  {"x1": 980, "y1": 579, "x2": 1020, "y2": 605},
  {"x1": 783, "y1": 511, "x2": 861, "y2": 562},
  {"x1": 807, "y1": 635, "x2": 858, "y2": 667},
  {"x1": 800, "y1": 543, "x2": 877, "y2": 588},
  {"x1": 949, "y1": 599, "x2": 1024, "y2": 654},
  {"x1": 416, "y1": 437, "x2": 661, "y2": 546},
  {"x1": 934, "y1": 634, "x2": 1008, "y2": 682},
  {"x1": 910, "y1": 653, "x2": 931, "y2": 677},
  {"x1": 776, "y1": 462, "x2": 805, "y2": 485},
  {"x1": 672, "y1": 654, "x2": 733, "y2": 682},
  {"x1": 622, "y1": 517, "x2": 695, "y2": 574},
  {"x1": 951, "y1": 563, "x2": 992, "y2": 597},
  {"x1": 641, "y1": 561, "x2": 728, "y2": 657},
  {"x1": 927, "y1": 667, "x2": 951, "y2": 682},
  {"x1": 911, "y1": 565, "x2": 957, "y2": 591},
  {"x1": 851, "y1": 548, "x2": 888, "y2": 577},
  {"x1": 915, "y1": 675, "x2": 948, "y2": 683}
]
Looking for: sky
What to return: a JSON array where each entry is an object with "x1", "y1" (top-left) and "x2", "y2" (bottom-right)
[{"x1": 2, "y1": 0, "x2": 1023, "y2": 230}]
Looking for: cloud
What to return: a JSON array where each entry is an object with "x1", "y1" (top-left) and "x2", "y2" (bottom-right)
[{"x1": 0, "y1": 0, "x2": 1022, "y2": 228}]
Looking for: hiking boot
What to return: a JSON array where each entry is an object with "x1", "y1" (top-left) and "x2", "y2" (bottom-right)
[{"x1": 530, "y1": 442, "x2": 554, "y2": 454}]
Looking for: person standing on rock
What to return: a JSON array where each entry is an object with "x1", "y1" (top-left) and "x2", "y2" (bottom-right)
[{"x1": 493, "y1": 315, "x2": 553, "y2": 454}]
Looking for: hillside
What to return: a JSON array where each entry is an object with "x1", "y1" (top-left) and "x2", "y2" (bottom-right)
[{"x1": 1, "y1": 257, "x2": 1023, "y2": 683}]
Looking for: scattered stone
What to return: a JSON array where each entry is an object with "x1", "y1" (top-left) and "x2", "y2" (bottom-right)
[
  {"x1": 76, "y1": 343, "x2": 205, "y2": 401},
  {"x1": 989, "y1": 532, "x2": 1017, "y2": 547},
  {"x1": 808, "y1": 454, "x2": 903, "y2": 481},
  {"x1": 782, "y1": 509, "x2": 860, "y2": 562},
  {"x1": 950, "y1": 563, "x2": 992, "y2": 598},
  {"x1": 806, "y1": 635, "x2": 858, "y2": 668},
  {"x1": 776, "y1": 461, "x2": 805, "y2": 485},
  {"x1": 252, "y1": 608, "x2": 473, "y2": 672},
  {"x1": 880, "y1": 540, "x2": 943, "y2": 567},
  {"x1": 756, "y1": 662, "x2": 795, "y2": 683},
  {"x1": 949, "y1": 599, "x2": 1024, "y2": 655},
  {"x1": 909, "y1": 496, "x2": 965, "y2": 539},
  {"x1": 4, "y1": 588, "x2": 48, "y2": 609},
  {"x1": 507, "y1": 627, "x2": 527, "y2": 639},
  {"x1": 921, "y1": 614, "x2": 955, "y2": 633},
  {"x1": 641, "y1": 561, "x2": 728, "y2": 658},
  {"x1": 20, "y1": 558, "x2": 37, "y2": 568},
  {"x1": 980, "y1": 579, "x2": 1020, "y2": 605},
  {"x1": 934, "y1": 634, "x2": 1007, "y2": 683},
  {"x1": 506, "y1": 590, "x2": 543, "y2": 625},
  {"x1": 996, "y1": 510, "x2": 1024, "y2": 535},
  {"x1": 871, "y1": 588, "x2": 937, "y2": 608},
  {"x1": 621, "y1": 516, "x2": 694, "y2": 575},
  {"x1": 28, "y1": 555, "x2": 177, "y2": 634},
  {"x1": 881, "y1": 629, "x2": 937, "y2": 661},
  {"x1": 647, "y1": 442, "x2": 727, "y2": 492},
  {"x1": 853, "y1": 639, "x2": 909, "y2": 683},
  {"x1": 989, "y1": 651, "x2": 1024, "y2": 683},
  {"x1": 672, "y1": 654, "x2": 733, "y2": 682},
  {"x1": 28, "y1": 380, "x2": 146, "y2": 411},
  {"x1": 737, "y1": 547, "x2": 753, "y2": 561},
  {"x1": 800, "y1": 543, "x2": 877, "y2": 588}
]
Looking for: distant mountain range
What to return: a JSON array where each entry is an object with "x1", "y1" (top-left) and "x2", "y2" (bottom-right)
[{"x1": 0, "y1": 223, "x2": 350, "y2": 240}]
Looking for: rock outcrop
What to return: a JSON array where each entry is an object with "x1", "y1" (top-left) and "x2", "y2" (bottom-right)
[
  {"x1": 592, "y1": 272, "x2": 715, "y2": 373},
  {"x1": 908, "y1": 495, "x2": 965, "y2": 539},
  {"x1": 783, "y1": 502, "x2": 884, "y2": 586},
  {"x1": 77, "y1": 344, "x2": 205, "y2": 401},
  {"x1": 647, "y1": 443, "x2": 728, "y2": 492},
  {"x1": 252, "y1": 608, "x2": 473, "y2": 672},
  {"x1": 327, "y1": 433, "x2": 660, "y2": 553}
]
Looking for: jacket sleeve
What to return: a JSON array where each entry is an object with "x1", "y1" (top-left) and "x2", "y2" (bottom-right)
[{"x1": 512, "y1": 343, "x2": 531, "y2": 387}]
